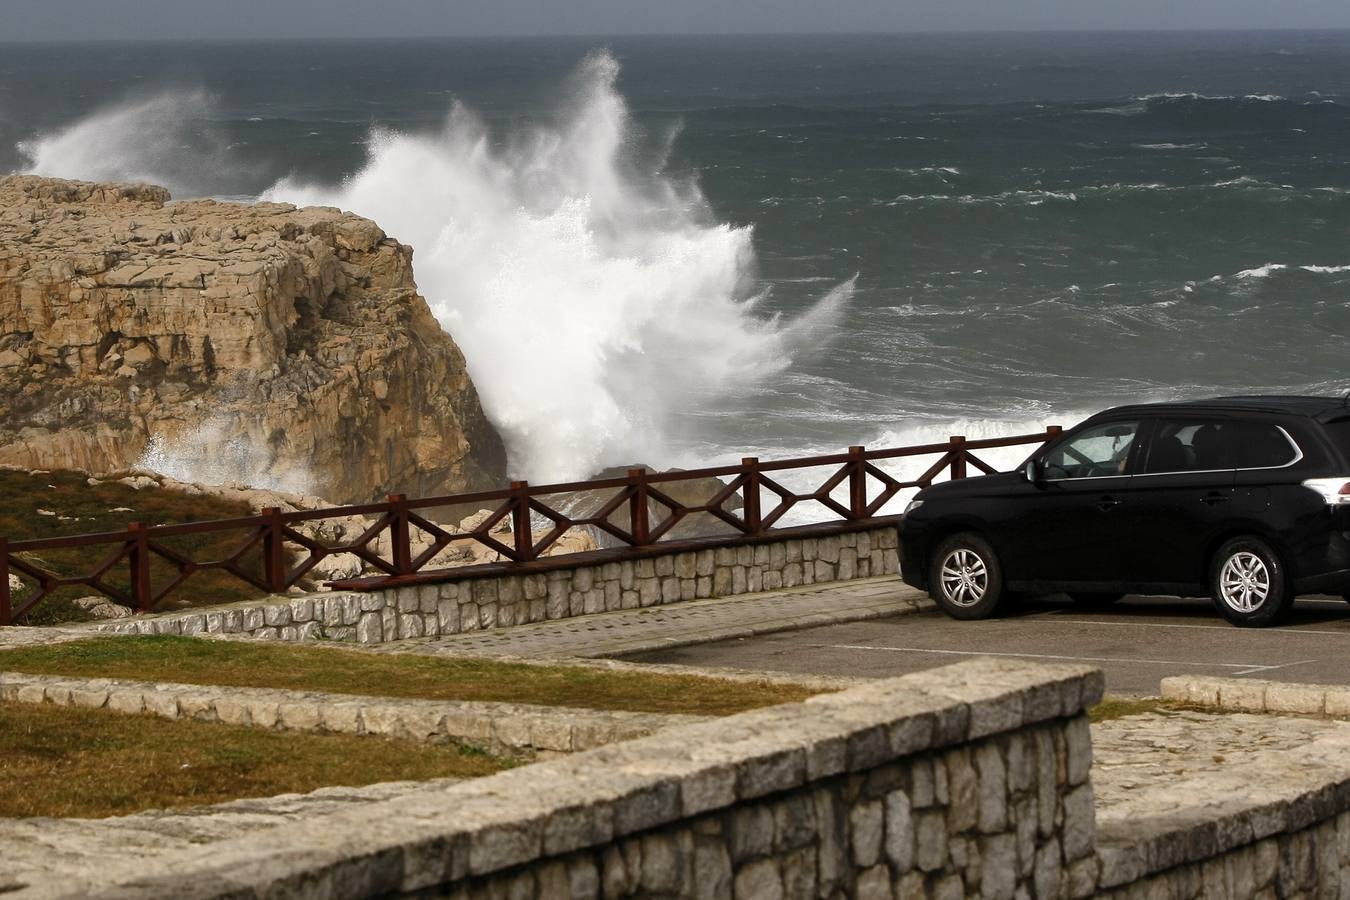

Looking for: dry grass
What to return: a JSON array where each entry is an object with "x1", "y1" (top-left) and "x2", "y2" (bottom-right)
[
  {"x1": 0, "y1": 636, "x2": 822, "y2": 716},
  {"x1": 1088, "y1": 696, "x2": 1186, "y2": 722},
  {"x1": 1, "y1": 469, "x2": 266, "y2": 625},
  {"x1": 0, "y1": 701, "x2": 511, "y2": 819}
]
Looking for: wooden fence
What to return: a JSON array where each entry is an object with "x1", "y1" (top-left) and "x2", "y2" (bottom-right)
[{"x1": 0, "y1": 428, "x2": 1061, "y2": 624}]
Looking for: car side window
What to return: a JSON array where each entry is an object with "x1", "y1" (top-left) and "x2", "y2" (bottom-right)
[
  {"x1": 1042, "y1": 421, "x2": 1139, "y2": 479},
  {"x1": 1226, "y1": 420, "x2": 1299, "y2": 469},
  {"x1": 1141, "y1": 419, "x2": 1297, "y2": 472},
  {"x1": 1141, "y1": 420, "x2": 1228, "y2": 473}
]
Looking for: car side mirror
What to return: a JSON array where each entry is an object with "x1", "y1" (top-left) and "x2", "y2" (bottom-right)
[{"x1": 1021, "y1": 459, "x2": 1042, "y2": 483}]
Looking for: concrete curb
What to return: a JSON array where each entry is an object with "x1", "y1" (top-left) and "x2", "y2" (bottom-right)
[{"x1": 1160, "y1": 674, "x2": 1350, "y2": 717}]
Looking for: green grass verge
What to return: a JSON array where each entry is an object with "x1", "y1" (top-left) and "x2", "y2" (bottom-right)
[
  {"x1": 2, "y1": 469, "x2": 265, "y2": 625},
  {"x1": 0, "y1": 636, "x2": 821, "y2": 716},
  {"x1": 0, "y1": 701, "x2": 512, "y2": 818}
]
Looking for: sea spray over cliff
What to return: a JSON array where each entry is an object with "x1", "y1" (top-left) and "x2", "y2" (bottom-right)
[
  {"x1": 15, "y1": 89, "x2": 248, "y2": 198},
  {"x1": 265, "y1": 51, "x2": 852, "y2": 482}
]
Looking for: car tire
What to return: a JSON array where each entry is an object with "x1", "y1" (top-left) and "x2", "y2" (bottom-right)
[
  {"x1": 1068, "y1": 592, "x2": 1126, "y2": 607},
  {"x1": 1210, "y1": 536, "x2": 1294, "y2": 627},
  {"x1": 930, "y1": 532, "x2": 1006, "y2": 620}
]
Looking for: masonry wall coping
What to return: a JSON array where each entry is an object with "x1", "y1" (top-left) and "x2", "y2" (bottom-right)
[
  {"x1": 0, "y1": 671, "x2": 705, "y2": 754},
  {"x1": 35, "y1": 657, "x2": 1102, "y2": 899},
  {"x1": 1161, "y1": 673, "x2": 1350, "y2": 718}
]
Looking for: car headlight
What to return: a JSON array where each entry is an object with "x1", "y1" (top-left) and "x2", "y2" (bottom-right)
[{"x1": 904, "y1": 499, "x2": 924, "y2": 515}]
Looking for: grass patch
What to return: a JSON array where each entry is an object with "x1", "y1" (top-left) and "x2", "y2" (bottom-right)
[
  {"x1": 0, "y1": 636, "x2": 821, "y2": 716},
  {"x1": 1088, "y1": 696, "x2": 1183, "y2": 722},
  {"x1": 2, "y1": 469, "x2": 265, "y2": 625},
  {"x1": 0, "y1": 701, "x2": 511, "y2": 818}
]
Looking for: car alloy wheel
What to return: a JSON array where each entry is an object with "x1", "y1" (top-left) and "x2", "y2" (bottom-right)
[
  {"x1": 1218, "y1": 551, "x2": 1269, "y2": 613},
  {"x1": 939, "y1": 548, "x2": 988, "y2": 608},
  {"x1": 1209, "y1": 536, "x2": 1293, "y2": 627},
  {"x1": 929, "y1": 532, "x2": 1006, "y2": 620}
]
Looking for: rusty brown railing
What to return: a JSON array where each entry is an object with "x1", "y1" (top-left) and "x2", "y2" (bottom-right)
[{"x1": 0, "y1": 428, "x2": 1061, "y2": 625}]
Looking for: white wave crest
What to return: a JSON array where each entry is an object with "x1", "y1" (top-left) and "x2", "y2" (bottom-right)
[
  {"x1": 1135, "y1": 91, "x2": 1287, "y2": 103},
  {"x1": 1229, "y1": 262, "x2": 1350, "y2": 280},
  {"x1": 1235, "y1": 263, "x2": 1289, "y2": 280},
  {"x1": 15, "y1": 89, "x2": 243, "y2": 197},
  {"x1": 265, "y1": 51, "x2": 851, "y2": 483},
  {"x1": 1134, "y1": 142, "x2": 1206, "y2": 150}
]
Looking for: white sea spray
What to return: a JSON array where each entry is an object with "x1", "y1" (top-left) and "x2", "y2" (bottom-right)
[{"x1": 264, "y1": 51, "x2": 852, "y2": 483}]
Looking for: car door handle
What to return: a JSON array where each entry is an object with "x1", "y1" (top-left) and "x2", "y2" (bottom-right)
[
  {"x1": 1096, "y1": 495, "x2": 1122, "y2": 511},
  {"x1": 1201, "y1": 492, "x2": 1230, "y2": 506}
]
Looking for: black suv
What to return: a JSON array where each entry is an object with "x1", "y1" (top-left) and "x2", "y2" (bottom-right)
[{"x1": 899, "y1": 396, "x2": 1350, "y2": 627}]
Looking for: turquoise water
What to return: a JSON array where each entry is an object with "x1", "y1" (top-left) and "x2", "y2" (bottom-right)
[{"x1": 4, "y1": 33, "x2": 1350, "y2": 477}]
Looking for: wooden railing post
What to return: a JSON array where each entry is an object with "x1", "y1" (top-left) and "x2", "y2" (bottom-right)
[
  {"x1": 0, "y1": 538, "x2": 10, "y2": 626},
  {"x1": 628, "y1": 469, "x2": 650, "y2": 547},
  {"x1": 128, "y1": 522, "x2": 152, "y2": 612},
  {"x1": 949, "y1": 435, "x2": 968, "y2": 480},
  {"x1": 1046, "y1": 425, "x2": 1063, "y2": 440},
  {"x1": 847, "y1": 445, "x2": 867, "y2": 518},
  {"x1": 388, "y1": 494, "x2": 412, "y2": 575},
  {"x1": 262, "y1": 507, "x2": 288, "y2": 593},
  {"x1": 510, "y1": 481, "x2": 534, "y2": 561},
  {"x1": 742, "y1": 457, "x2": 762, "y2": 535}
]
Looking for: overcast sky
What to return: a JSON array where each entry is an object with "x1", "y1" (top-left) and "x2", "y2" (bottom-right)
[{"x1": 4, "y1": 0, "x2": 1350, "y2": 41}]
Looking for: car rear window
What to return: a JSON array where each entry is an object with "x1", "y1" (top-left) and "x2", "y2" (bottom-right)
[
  {"x1": 1225, "y1": 421, "x2": 1299, "y2": 469},
  {"x1": 1322, "y1": 421, "x2": 1350, "y2": 464}
]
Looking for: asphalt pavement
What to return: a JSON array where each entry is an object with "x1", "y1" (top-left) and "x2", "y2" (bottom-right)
[{"x1": 624, "y1": 593, "x2": 1350, "y2": 695}]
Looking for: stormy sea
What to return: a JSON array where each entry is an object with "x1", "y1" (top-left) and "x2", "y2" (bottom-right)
[{"x1": 4, "y1": 31, "x2": 1350, "y2": 485}]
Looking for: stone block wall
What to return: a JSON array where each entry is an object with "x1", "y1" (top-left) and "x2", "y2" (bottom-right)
[
  {"x1": 79, "y1": 658, "x2": 1106, "y2": 899},
  {"x1": 93, "y1": 524, "x2": 901, "y2": 645}
]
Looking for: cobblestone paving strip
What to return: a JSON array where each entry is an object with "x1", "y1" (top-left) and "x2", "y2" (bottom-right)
[
  {"x1": 0, "y1": 777, "x2": 464, "y2": 894},
  {"x1": 1090, "y1": 709, "x2": 1350, "y2": 887},
  {"x1": 366, "y1": 575, "x2": 928, "y2": 660},
  {"x1": 0, "y1": 625, "x2": 102, "y2": 650}
]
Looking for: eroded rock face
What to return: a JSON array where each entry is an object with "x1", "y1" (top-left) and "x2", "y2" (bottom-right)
[{"x1": 0, "y1": 176, "x2": 506, "y2": 502}]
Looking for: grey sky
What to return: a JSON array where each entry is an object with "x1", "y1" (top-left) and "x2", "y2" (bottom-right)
[{"x1": 4, "y1": 0, "x2": 1350, "y2": 41}]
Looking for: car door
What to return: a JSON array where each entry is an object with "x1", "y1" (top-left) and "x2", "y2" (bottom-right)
[
  {"x1": 1002, "y1": 419, "x2": 1142, "y2": 588},
  {"x1": 1122, "y1": 416, "x2": 1237, "y2": 590}
]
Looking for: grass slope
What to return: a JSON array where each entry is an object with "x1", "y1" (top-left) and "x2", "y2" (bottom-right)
[
  {"x1": 0, "y1": 635, "x2": 822, "y2": 716},
  {"x1": 0, "y1": 469, "x2": 265, "y2": 624},
  {"x1": 0, "y1": 701, "x2": 511, "y2": 818}
]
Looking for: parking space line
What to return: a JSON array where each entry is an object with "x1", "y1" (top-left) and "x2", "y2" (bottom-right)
[
  {"x1": 1026, "y1": 617, "x2": 1350, "y2": 637},
  {"x1": 1230, "y1": 659, "x2": 1320, "y2": 676},
  {"x1": 825, "y1": 643, "x2": 1286, "y2": 671}
]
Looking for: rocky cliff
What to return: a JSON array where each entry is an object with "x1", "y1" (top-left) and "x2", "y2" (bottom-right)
[{"x1": 0, "y1": 176, "x2": 506, "y2": 503}]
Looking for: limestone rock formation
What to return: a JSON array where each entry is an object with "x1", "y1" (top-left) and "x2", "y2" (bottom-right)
[{"x1": 0, "y1": 176, "x2": 506, "y2": 503}]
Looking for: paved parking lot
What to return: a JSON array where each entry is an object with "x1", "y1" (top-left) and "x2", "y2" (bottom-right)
[{"x1": 625, "y1": 593, "x2": 1350, "y2": 695}]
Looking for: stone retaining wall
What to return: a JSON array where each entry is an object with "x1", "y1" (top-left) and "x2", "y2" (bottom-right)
[
  {"x1": 0, "y1": 671, "x2": 701, "y2": 756},
  {"x1": 49, "y1": 658, "x2": 1106, "y2": 899},
  {"x1": 90, "y1": 524, "x2": 901, "y2": 645}
]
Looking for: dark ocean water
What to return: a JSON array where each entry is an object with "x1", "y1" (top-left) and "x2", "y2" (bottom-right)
[{"x1": 3, "y1": 32, "x2": 1350, "y2": 482}]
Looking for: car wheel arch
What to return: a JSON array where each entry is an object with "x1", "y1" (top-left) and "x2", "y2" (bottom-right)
[
  {"x1": 1201, "y1": 525, "x2": 1296, "y2": 584},
  {"x1": 923, "y1": 521, "x2": 1003, "y2": 564}
]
